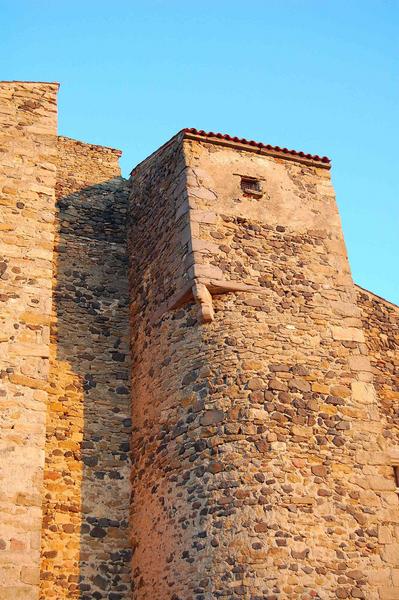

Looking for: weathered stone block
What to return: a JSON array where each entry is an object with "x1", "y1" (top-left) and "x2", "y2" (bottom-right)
[
  {"x1": 382, "y1": 544, "x2": 399, "y2": 566},
  {"x1": 351, "y1": 381, "x2": 377, "y2": 404},
  {"x1": 331, "y1": 326, "x2": 365, "y2": 342}
]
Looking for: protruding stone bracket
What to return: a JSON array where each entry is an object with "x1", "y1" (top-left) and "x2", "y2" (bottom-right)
[
  {"x1": 205, "y1": 279, "x2": 265, "y2": 296},
  {"x1": 150, "y1": 277, "x2": 268, "y2": 325},
  {"x1": 192, "y1": 281, "x2": 214, "y2": 323},
  {"x1": 194, "y1": 278, "x2": 267, "y2": 323}
]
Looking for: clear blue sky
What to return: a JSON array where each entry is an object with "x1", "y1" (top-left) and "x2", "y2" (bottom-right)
[{"x1": 2, "y1": 0, "x2": 398, "y2": 303}]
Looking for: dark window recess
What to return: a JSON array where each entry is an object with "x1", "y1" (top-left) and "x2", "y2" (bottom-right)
[
  {"x1": 394, "y1": 466, "x2": 399, "y2": 489},
  {"x1": 240, "y1": 176, "x2": 263, "y2": 196}
]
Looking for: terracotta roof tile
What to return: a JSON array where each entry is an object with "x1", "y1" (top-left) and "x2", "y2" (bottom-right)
[{"x1": 183, "y1": 128, "x2": 330, "y2": 165}]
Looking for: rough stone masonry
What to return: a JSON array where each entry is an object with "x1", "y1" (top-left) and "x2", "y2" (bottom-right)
[{"x1": 0, "y1": 81, "x2": 398, "y2": 600}]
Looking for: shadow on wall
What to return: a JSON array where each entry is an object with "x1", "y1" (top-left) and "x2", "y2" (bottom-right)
[{"x1": 40, "y1": 178, "x2": 132, "y2": 599}]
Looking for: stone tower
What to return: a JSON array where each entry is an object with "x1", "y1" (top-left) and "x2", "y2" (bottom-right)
[
  {"x1": 0, "y1": 82, "x2": 131, "y2": 600},
  {"x1": 128, "y1": 130, "x2": 399, "y2": 599},
  {"x1": 0, "y1": 82, "x2": 398, "y2": 600}
]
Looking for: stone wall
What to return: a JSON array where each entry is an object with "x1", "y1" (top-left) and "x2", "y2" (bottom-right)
[
  {"x1": 1, "y1": 81, "x2": 397, "y2": 600},
  {"x1": 39, "y1": 137, "x2": 131, "y2": 599},
  {"x1": 0, "y1": 81, "x2": 58, "y2": 599},
  {"x1": 128, "y1": 132, "x2": 399, "y2": 600},
  {"x1": 356, "y1": 286, "x2": 399, "y2": 597},
  {"x1": 357, "y1": 286, "x2": 399, "y2": 426},
  {"x1": 128, "y1": 135, "x2": 207, "y2": 598}
]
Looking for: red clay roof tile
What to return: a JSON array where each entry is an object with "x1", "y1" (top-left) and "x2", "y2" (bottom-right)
[{"x1": 183, "y1": 127, "x2": 330, "y2": 164}]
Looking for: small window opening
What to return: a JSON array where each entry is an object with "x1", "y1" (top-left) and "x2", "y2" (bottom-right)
[
  {"x1": 240, "y1": 176, "x2": 263, "y2": 197},
  {"x1": 393, "y1": 466, "x2": 399, "y2": 492}
]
